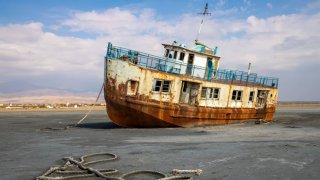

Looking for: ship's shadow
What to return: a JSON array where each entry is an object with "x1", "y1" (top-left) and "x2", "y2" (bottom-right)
[{"x1": 76, "y1": 122, "x2": 121, "y2": 129}]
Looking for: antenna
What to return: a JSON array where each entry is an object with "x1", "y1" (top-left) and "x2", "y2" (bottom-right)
[{"x1": 195, "y1": 3, "x2": 211, "y2": 43}]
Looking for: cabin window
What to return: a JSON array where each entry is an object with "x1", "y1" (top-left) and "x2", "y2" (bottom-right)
[
  {"x1": 153, "y1": 80, "x2": 171, "y2": 93},
  {"x1": 213, "y1": 88, "x2": 220, "y2": 99},
  {"x1": 201, "y1": 87, "x2": 208, "y2": 98},
  {"x1": 168, "y1": 51, "x2": 174, "y2": 58},
  {"x1": 202, "y1": 87, "x2": 220, "y2": 99},
  {"x1": 174, "y1": 51, "x2": 178, "y2": 59},
  {"x1": 231, "y1": 90, "x2": 242, "y2": 101},
  {"x1": 208, "y1": 88, "x2": 214, "y2": 98},
  {"x1": 182, "y1": 81, "x2": 187, "y2": 92},
  {"x1": 179, "y1": 52, "x2": 185, "y2": 61},
  {"x1": 206, "y1": 88, "x2": 220, "y2": 99},
  {"x1": 162, "y1": 80, "x2": 171, "y2": 92},
  {"x1": 153, "y1": 80, "x2": 162, "y2": 92},
  {"x1": 249, "y1": 91, "x2": 255, "y2": 102},
  {"x1": 164, "y1": 49, "x2": 169, "y2": 57}
]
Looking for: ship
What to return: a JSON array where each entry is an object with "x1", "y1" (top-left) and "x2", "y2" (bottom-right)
[{"x1": 104, "y1": 4, "x2": 279, "y2": 128}]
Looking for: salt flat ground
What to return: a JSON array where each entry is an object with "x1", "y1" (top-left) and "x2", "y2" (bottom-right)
[{"x1": 0, "y1": 109, "x2": 319, "y2": 180}]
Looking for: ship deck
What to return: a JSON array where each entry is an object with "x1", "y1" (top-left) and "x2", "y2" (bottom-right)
[{"x1": 106, "y1": 43, "x2": 279, "y2": 89}]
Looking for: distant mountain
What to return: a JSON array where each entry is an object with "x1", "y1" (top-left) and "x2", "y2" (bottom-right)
[
  {"x1": 1, "y1": 88, "x2": 97, "y2": 97},
  {"x1": 0, "y1": 89, "x2": 104, "y2": 104},
  {"x1": 0, "y1": 81, "x2": 104, "y2": 104}
]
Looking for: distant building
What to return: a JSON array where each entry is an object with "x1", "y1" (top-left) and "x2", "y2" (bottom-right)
[
  {"x1": 46, "y1": 105, "x2": 53, "y2": 109},
  {"x1": 6, "y1": 106, "x2": 23, "y2": 109}
]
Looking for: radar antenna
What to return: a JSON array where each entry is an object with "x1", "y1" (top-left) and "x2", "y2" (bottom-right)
[{"x1": 195, "y1": 3, "x2": 211, "y2": 43}]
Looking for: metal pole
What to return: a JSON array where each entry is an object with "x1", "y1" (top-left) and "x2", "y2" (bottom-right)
[{"x1": 195, "y1": 3, "x2": 211, "y2": 43}]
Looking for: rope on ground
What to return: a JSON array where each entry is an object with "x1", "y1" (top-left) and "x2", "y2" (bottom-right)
[
  {"x1": 37, "y1": 152, "x2": 202, "y2": 180},
  {"x1": 37, "y1": 152, "x2": 120, "y2": 180},
  {"x1": 159, "y1": 176, "x2": 194, "y2": 180},
  {"x1": 120, "y1": 170, "x2": 166, "y2": 179},
  {"x1": 172, "y1": 169, "x2": 203, "y2": 176},
  {"x1": 80, "y1": 152, "x2": 118, "y2": 166},
  {"x1": 76, "y1": 82, "x2": 105, "y2": 126},
  {"x1": 63, "y1": 157, "x2": 119, "y2": 180}
]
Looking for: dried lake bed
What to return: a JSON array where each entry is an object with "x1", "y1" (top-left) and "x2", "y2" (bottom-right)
[{"x1": 0, "y1": 108, "x2": 320, "y2": 180}]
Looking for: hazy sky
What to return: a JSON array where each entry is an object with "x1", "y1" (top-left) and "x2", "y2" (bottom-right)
[{"x1": 0, "y1": 0, "x2": 319, "y2": 101}]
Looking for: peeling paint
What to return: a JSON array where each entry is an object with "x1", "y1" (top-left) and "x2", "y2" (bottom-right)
[{"x1": 104, "y1": 58, "x2": 278, "y2": 128}]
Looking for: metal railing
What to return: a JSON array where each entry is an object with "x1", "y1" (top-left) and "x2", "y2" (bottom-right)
[{"x1": 106, "y1": 42, "x2": 278, "y2": 88}]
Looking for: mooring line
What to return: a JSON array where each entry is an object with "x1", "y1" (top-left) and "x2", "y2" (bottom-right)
[
  {"x1": 76, "y1": 82, "x2": 104, "y2": 126},
  {"x1": 39, "y1": 82, "x2": 104, "y2": 132}
]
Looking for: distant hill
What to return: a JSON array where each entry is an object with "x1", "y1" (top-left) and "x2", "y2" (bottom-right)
[
  {"x1": 0, "y1": 89, "x2": 104, "y2": 104},
  {"x1": 0, "y1": 80, "x2": 105, "y2": 104}
]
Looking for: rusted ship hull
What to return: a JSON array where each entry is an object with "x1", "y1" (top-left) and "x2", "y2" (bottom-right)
[{"x1": 104, "y1": 78, "x2": 276, "y2": 128}]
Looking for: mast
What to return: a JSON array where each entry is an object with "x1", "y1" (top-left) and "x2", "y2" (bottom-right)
[{"x1": 195, "y1": 3, "x2": 211, "y2": 43}]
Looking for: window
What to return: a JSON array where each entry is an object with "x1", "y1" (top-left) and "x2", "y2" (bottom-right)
[
  {"x1": 168, "y1": 51, "x2": 174, "y2": 58},
  {"x1": 232, "y1": 90, "x2": 242, "y2": 101},
  {"x1": 203, "y1": 87, "x2": 220, "y2": 99},
  {"x1": 153, "y1": 80, "x2": 162, "y2": 92},
  {"x1": 209, "y1": 88, "x2": 214, "y2": 98},
  {"x1": 249, "y1": 91, "x2": 255, "y2": 102},
  {"x1": 182, "y1": 81, "x2": 187, "y2": 92},
  {"x1": 162, "y1": 80, "x2": 171, "y2": 92},
  {"x1": 164, "y1": 49, "x2": 169, "y2": 57},
  {"x1": 179, "y1": 52, "x2": 185, "y2": 61},
  {"x1": 213, "y1": 88, "x2": 220, "y2": 99},
  {"x1": 173, "y1": 51, "x2": 178, "y2": 59},
  {"x1": 201, "y1": 87, "x2": 208, "y2": 98},
  {"x1": 153, "y1": 80, "x2": 171, "y2": 93}
]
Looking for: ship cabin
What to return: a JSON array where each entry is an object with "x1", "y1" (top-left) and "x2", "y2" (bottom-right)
[{"x1": 162, "y1": 41, "x2": 220, "y2": 81}]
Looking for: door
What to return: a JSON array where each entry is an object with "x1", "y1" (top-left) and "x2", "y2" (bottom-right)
[
  {"x1": 257, "y1": 90, "x2": 269, "y2": 108},
  {"x1": 205, "y1": 58, "x2": 213, "y2": 80},
  {"x1": 179, "y1": 81, "x2": 200, "y2": 105},
  {"x1": 186, "y1": 54, "x2": 194, "y2": 76},
  {"x1": 189, "y1": 84, "x2": 200, "y2": 105},
  {"x1": 179, "y1": 81, "x2": 189, "y2": 103}
]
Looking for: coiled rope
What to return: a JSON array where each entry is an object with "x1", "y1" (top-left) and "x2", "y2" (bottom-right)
[
  {"x1": 37, "y1": 152, "x2": 202, "y2": 180},
  {"x1": 172, "y1": 169, "x2": 202, "y2": 176},
  {"x1": 37, "y1": 152, "x2": 119, "y2": 180}
]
